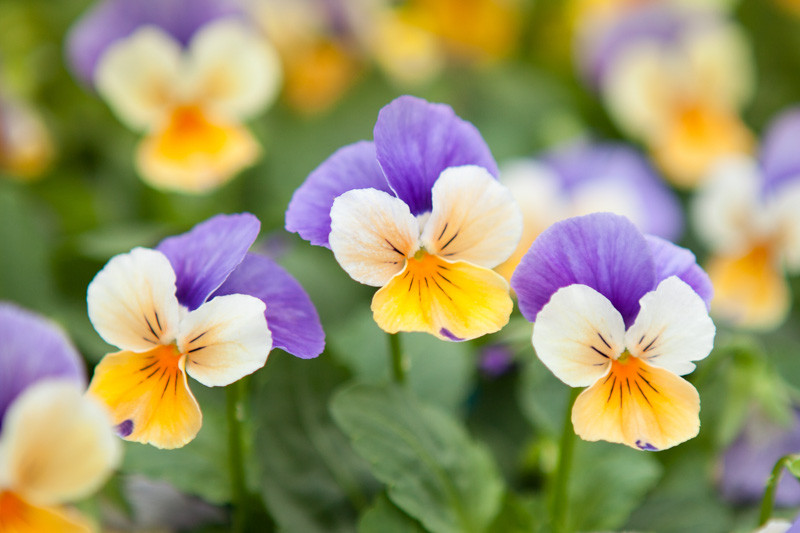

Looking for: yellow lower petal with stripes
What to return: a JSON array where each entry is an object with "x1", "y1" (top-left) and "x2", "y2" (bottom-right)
[
  {"x1": 707, "y1": 245, "x2": 790, "y2": 330},
  {"x1": 371, "y1": 253, "x2": 513, "y2": 341},
  {"x1": 137, "y1": 105, "x2": 258, "y2": 193},
  {"x1": 87, "y1": 344, "x2": 201, "y2": 449},
  {"x1": 571, "y1": 356, "x2": 700, "y2": 451},
  {"x1": 0, "y1": 491, "x2": 91, "y2": 533}
]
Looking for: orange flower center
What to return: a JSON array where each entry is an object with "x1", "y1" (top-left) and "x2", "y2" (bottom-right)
[{"x1": 155, "y1": 105, "x2": 230, "y2": 160}]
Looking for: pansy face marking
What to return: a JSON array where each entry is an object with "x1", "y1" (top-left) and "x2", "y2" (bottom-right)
[
  {"x1": 512, "y1": 213, "x2": 715, "y2": 451},
  {"x1": 287, "y1": 96, "x2": 522, "y2": 341},
  {"x1": 87, "y1": 213, "x2": 324, "y2": 449}
]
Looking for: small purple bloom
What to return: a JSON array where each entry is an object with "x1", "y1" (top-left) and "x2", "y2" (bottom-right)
[
  {"x1": 66, "y1": 0, "x2": 244, "y2": 86},
  {"x1": 511, "y1": 213, "x2": 712, "y2": 327},
  {"x1": 761, "y1": 108, "x2": 800, "y2": 197},
  {"x1": 0, "y1": 303, "x2": 85, "y2": 430},
  {"x1": 721, "y1": 411, "x2": 800, "y2": 507},
  {"x1": 479, "y1": 344, "x2": 516, "y2": 378},
  {"x1": 285, "y1": 95, "x2": 499, "y2": 247},
  {"x1": 157, "y1": 213, "x2": 325, "y2": 359}
]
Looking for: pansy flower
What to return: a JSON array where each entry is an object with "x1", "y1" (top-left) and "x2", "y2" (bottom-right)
[
  {"x1": 511, "y1": 213, "x2": 715, "y2": 450},
  {"x1": 87, "y1": 213, "x2": 324, "y2": 449},
  {"x1": 66, "y1": 0, "x2": 281, "y2": 193},
  {"x1": 577, "y1": 3, "x2": 753, "y2": 187},
  {"x1": 0, "y1": 303, "x2": 120, "y2": 532},
  {"x1": 496, "y1": 140, "x2": 682, "y2": 280},
  {"x1": 286, "y1": 95, "x2": 522, "y2": 341},
  {"x1": 692, "y1": 109, "x2": 800, "y2": 330}
]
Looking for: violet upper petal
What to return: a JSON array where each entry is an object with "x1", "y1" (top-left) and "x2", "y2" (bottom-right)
[
  {"x1": 511, "y1": 212, "x2": 656, "y2": 327},
  {"x1": 157, "y1": 213, "x2": 260, "y2": 311},
  {"x1": 646, "y1": 235, "x2": 713, "y2": 310},
  {"x1": 212, "y1": 253, "x2": 324, "y2": 359},
  {"x1": 285, "y1": 141, "x2": 390, "y2": 248},
  {"x1": 761, "y1": 108, "x2": 800, "y2": 195},
  {"x1": 66, "y1": 0, "x2": 243, "y2": 85},
  {"x1": 374, "y1": 95, "x2": 498, "y2": 215},
  {"x1": 0, "y1": 303, "x2": 85, "y2": 428}
]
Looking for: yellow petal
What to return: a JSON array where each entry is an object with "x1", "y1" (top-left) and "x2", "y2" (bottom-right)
[
  {"x1": 136, "y1": 105, "x2": 259, "y2": 193},
  {"x1": 87, "y1": 345, "x2": 201, "y2": 449},
  {"x1": 652, "y1": 104, "x2": 753, "y2": 188},
  {"x1": 371, "y1": 253, "x2": 512, "y2": 341},
  {"x1": 0, "y1": 491, "x2": 91, "y2": 533},
  {"x1": 572, "y1": 356, "x2": 700, "y2": 451},
  {"x1": 706, "y1": 245, "x2": 790, "y2": 330},
  {"x1": 282, "y1": 40, "x2": 359, "y2": 114}
]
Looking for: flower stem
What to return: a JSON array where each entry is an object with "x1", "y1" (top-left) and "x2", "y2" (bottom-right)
[
  {"x1": 759, "y1": 454, "x2": 798, "y2": 526},
  {"x1": 227, "y1": 379, "x2": 250, "y2": 533},
  {"x1": 388, "y1": 332, "x2": 406, "y2": 384},
  {"x1": 551, "y1": 387, "x2": 580, "y2": 533}
]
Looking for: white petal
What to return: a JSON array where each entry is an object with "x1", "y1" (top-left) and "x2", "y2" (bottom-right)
[
  {"x1": 625, "y1": 276, "x2": 716, "y2": 376},
  {"x1": 329, "y1": 188, "x2": 420, "y2": 286},
  {"x1": 185, "y1": 18, "x2": 281, "y2": 120},
  {"x1": 179, "y1": 294, "x2": 271, "y2": 387},
  {"x1": 95, "y1": 26, "x2": 181, "y2": 130},
  {"x1": 532, "y1": 284, "x2": 625, "y2": 387},
  {"x1": 691, "y1": 155, "x2": 766, "y2": 254},
  {"x1": 87, "y1": 247, "x2": 181, "y2": 352},
  {"x1": 421, "y1": 165, "x2": 522, "y2": 268},
  {"x1": 770, "y1": 180, "x2": 800, "y2": 271},
  {"x1": 1, "y1": 380, "x2": 121, "y2": 505}
]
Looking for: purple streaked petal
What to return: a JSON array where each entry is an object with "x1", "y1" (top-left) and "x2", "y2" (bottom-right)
[
  {"x1": 646, "y1": 236, "x2": 713, "y2": 310},
  {"x1": 0, "y1": 303, "x2": 85, "y2": 428},
  {"x1": 157, "y1": 213, "x2": 260, "y2": 311},
  {"x1": 66, "y1": 0, "x2": 244, "y2": 85},
  {"x1": 374, "y1": 95, "x2": 498, "y2": 216},
  {"x1": 511, "y1": 213, "x2": 655, "y2": 327},
  {"x1": 542, "y1": 141, "x2": 683, "y2": 240},
  {"x1": 285, "y1": 141, "x2": 391, "y2": 248},
  {"x1": 761, "y1": 108, "x2": 800, "y2": 195},
  {"x1": 212, "y1": 253, "x2": 324, "y2": 359}
]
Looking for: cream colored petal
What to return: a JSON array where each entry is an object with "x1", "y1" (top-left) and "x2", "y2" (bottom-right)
[
  {"x1": 771, "y1": 180, "x2": 800, "y2": 271},
  {"x1": 532, "y1": 284, "x2": 624, "y2": 387},
  {"x1": 691, "y1": 155, "x2": 766, "y2": 254},
  {"x1": 1, "y1": 380, "x2": 120, "y2": 506},
  {"x1": 603, "y1": 43, "x2": 674, "y2": 139},
  {"x1": 179, "y1": 294, "x2": 271, "y2": 387},
  {"x1": 185, "y1": 18, "x2": 281, "y2": 120},
  {"x1": 329, "y1": 188, "x2": 420, "y2": 286},
  {"x1": 624, "y1": 277, "x2": 715, "y2": 376},
  {"x1": 87, "y1": 247, "x2": 180, "y2": 352},
  {"x1": 421, "y1": 165, "x2": 522, "y2": 269},
  {"x1": 94, "y1": 26, "x2": 181, "y2": 131},
  {"x1": 572, "y1": 357, "x2": 700, "y2": 451}
]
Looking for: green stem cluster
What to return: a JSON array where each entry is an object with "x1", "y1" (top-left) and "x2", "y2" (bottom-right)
[
  {"x1": 551, "y1": 387, "x2": 581, "y2": 533},
  {"x1": 759, "y1": 454, "x2": 800, "y2": 526},
  {"x1": 389, "y1": 332, "x2": 407, "y2": 384}
]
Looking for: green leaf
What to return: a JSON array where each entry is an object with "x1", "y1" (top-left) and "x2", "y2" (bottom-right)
[
  {"x1": 486, "y1": 492, "x2": 546, "y2": 533},
  {"x1": 120, "y1": 385, "x2": 231, "y2": 504},
  {"x1": 331, "y1": 309, "x2": 475, "y2": 411},
  {"x1": 331, "y1": 383, "x2": 504, "y2": 533},
  {"x1": 568, "y1": 440, "x2": 663, "y2": 532},
  {"x1": 252, "y1": 353, "x2": 374, "y2": 533},
  {"x1": 358, "y1": 494, "x2": 426, "y2": 533}
]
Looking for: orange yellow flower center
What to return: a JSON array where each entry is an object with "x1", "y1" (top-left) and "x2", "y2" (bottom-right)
[{"x1": 155, "y1": 105, "x2": 230, "y2": 160}]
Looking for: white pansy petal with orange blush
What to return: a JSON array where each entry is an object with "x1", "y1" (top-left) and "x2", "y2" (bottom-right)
[
  {"x1": 330, "y1": 188, "x2": 420, "y2": 286},
  {"x1": 420, "y1": 165, "x2": 522, "y2": 269},
  {"x1": 87, "y1": 247, "x2": 180, "y2": 353},
  {"x1": 186, "y1": 18, "x2": 282, "y2": 121},
  {"x1": 180, "y1": 294, "x2": 271, "y2": 387},
  {"x1": 94, "y1": 26, "x2": 181, "y2": 131},
  {"x1": 625, "y1": 277, "x2": 715, "y2": 376}
]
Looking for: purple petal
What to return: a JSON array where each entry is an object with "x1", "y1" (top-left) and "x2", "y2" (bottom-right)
[
  {"x1": 646, "y1": 236, "x2": 713, "y2": 310},
  {"x1": 157, "y1": 213, "x2": 260, "y2": 311},
  {"x1": 721, "y1": 411, "x2": 800, "y2": 506},
  {"x1": 761, "y1": 108, "x2": 800, "y2": 195},
  {"x1": 374, "y1": 95, "x2": 498, "y2": 215},
  {"x1": 0, "y1": 303, "x2": 85, "y2": 429},
  {"x1": 66, "y1": 0, "x2": 244, "y2": 85},
  {"x1": 285, "y1": 141, "x2": 391, "y2": 248},
  {"x1": 511, "y1": 213, "x2": 655, "y2": 327},
  {"x1": 212, "y1": 253, "x2": 324, "y2": 359},
  {"x1": 542, "y1": 141, "x2": 683, "y2": 240}
]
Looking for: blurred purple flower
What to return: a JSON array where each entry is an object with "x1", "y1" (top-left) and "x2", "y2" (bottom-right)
[
  {"x1": 479, "y1": 344, "x2": 516, "y2": 378},
  {"x1": 721, "y1": 411, "x2": 800, "y2": 507}
]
